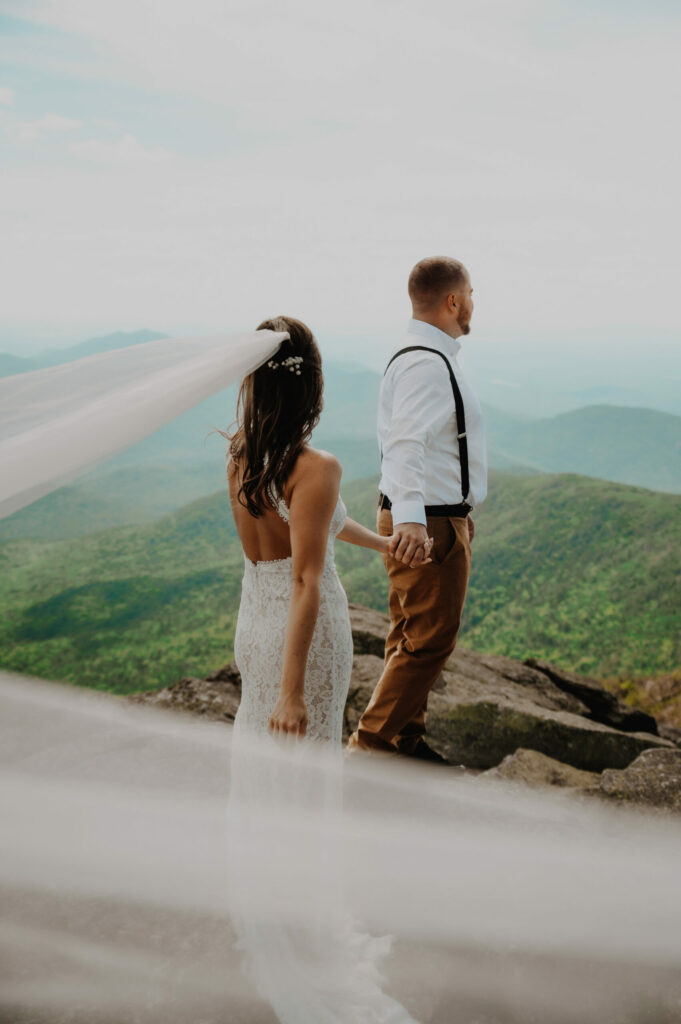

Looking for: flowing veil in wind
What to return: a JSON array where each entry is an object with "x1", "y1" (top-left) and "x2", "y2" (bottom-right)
[
  {"x1": 2, "y1": 331, "x2": 681, "y2": 1024},
  {"x1": 0, "y1": 329, "x2": 289, "y2": 519}
]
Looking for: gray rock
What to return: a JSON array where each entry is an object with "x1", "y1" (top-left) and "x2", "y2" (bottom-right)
[
  {"x1": 599, "y1": 748, "x2": 681, "y2": 813},
  {"x1": 127, "y1": 665, "x2": 241, "y2": 723},
  {"x1": 349, "y1": 604, "x2": 391, "y2": 658},
  {"x1": 525, "y1": 657, "x2": 659, "y2": 735},
  {"x1": 658, "y1": 722, "x2": 681, "y2": 749},
  {"x1": 481, "y1": 747, "x2": 601, "y2": 791},
  {"x1": 426, "y1": 686, "x2": 673, "y2": 772}
]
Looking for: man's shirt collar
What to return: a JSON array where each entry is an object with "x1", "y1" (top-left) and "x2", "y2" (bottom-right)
[{"x1": 406, "y1": 317, "x2": 462, "y2": 358}]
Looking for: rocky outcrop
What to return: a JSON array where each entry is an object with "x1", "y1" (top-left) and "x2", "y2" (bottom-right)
[
  {"x1": 524, "y1": 658, "x2": 659, "y2": 735},
  {"x1": 481, "y1": 747, "x2": 602, "y2": 792},
  {"x1": 599, "y1": 748, "x2": 681, "y2": 813},
  {"x1": 127, "y1": 662, "x2": 241, "y2": 722},
  {"x1": 347, "y1": 605, "x2": 675, "y2": 775},
  {"x1": 127, "y1": 602, "x2": 681, "y2": 814}
]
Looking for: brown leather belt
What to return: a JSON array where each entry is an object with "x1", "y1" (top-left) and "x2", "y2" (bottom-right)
[{"x1": 379, "y1": 493, "x2": 471, "y2": 518}]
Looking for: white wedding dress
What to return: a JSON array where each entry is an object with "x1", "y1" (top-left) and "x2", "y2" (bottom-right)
[
  {"x1": 233, "y1": 488, "x2": 353, "y2": 742},
  {"x1": 225, "y1": 480, "x2": 420, "y2": 1024}
]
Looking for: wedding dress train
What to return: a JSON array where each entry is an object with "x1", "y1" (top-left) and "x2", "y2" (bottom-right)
[{"x1": 225, "y1": 484, "x2": 420, "y2": 1024}]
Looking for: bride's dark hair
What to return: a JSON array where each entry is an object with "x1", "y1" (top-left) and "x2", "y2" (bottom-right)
[{"x1": 225, "y1": 316, "x2": 324, "y2": 517}]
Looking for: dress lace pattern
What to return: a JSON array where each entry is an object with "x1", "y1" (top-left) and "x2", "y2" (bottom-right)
[
  {"x1": 232, "y1": 490, "x2": 353, "y2": 743},
  {"x1": 225, "y1": 481, "x2": 420, "y2": 1023}
]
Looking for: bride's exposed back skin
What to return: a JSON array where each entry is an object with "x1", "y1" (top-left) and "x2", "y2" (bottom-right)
[{"x1": 225, "y1": 315, "x2": 431, "y2": 740}]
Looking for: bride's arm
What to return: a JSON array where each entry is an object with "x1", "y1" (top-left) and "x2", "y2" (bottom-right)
[
  {"x1": 268, "y1": 454, "x2": 342, "y2": 738},
  {"x1": 337, "y1": 516, "x2": 433, "y2": 564},
  {"x1": 336, "y1": 516, "x2": 388, "y2": 554}
]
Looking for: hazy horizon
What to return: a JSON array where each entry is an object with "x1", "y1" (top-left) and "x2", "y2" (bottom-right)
[
  {"x1": 1, "y1": 0, "x2": 680, "y2": 367},
  {"x1": 2, "y1": 320, "x2": 680, "y2": 418}
]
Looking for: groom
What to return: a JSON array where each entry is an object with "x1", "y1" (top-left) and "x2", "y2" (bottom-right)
[{"x1": 347, "y1": 256, "x2": 488, "y2": 763}]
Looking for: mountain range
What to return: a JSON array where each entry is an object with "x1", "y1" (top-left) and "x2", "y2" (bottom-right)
[
  {"x1": 0, "y1": 329, "x2": 167, "y2": 376},
  {"x1": 1, "y1": 471, "x2": 678, "y2": 695},
  {"x1": 484, "y1": 403, "x2": 681, "y2": 492},
  {"x1": 0, "y1": 328, "x2": 679, "y2": 548}
]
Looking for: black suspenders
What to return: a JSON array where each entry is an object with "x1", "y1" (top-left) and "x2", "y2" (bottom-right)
[{"x1": 382, "y1": 344, "x2": 470, "y2": 503}]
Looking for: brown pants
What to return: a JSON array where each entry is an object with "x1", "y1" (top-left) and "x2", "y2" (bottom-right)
[{"x1": 347, "y1": 507, "x2": 472, "y2": 754}]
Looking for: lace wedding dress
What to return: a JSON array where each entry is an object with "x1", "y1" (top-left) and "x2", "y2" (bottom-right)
[{"x1": 225, "y1": 483, "x2": 420, "y2": 1024}]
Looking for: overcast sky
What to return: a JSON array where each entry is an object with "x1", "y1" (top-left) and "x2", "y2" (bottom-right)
[{"x1": 0, "y1": 0, "x2": 679, "y2": 366}]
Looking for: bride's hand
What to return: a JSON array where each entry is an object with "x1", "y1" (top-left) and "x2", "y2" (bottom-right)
[
  {"x1": 382, "y1": 533, "x2": 433, "y2": 567},
  {"x1": 409, "y1": 535, "x2": 433, "y2": 567},
  {"x1": 268, "y1": 692, "x2": 308, "y2": 739}
]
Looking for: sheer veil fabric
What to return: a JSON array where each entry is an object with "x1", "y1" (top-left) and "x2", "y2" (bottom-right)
[
  {"x1": 0, "y1": 328, "x2": 420, "y2": 1021},
  {"x1": 3, "y1": 669, "x2": 681, "y2": 1023},
  {"x1": 2, "y1": 332, "x2": 681, "y2": 1023},
  {"x1": 0, "y1": 329, "x2": 289, "y2": 520}
]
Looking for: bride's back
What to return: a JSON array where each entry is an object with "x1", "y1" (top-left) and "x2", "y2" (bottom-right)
[{"x1": 228, "y1": 446, "x2": 339, "y2": 565}]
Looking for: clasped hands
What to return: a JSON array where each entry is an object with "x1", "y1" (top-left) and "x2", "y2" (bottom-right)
[{"x1": 384, "y1": 523, "x2": 434, "y2": 567}]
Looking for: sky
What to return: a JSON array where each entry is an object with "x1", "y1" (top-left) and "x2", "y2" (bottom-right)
[{"x1": 0, "y1": 0, "x2": 680, "y2": 395}]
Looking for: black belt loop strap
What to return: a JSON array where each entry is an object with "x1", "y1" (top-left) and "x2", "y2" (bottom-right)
[{"x1": 380, "y1": 344, "x2": 470, "y2": 502}]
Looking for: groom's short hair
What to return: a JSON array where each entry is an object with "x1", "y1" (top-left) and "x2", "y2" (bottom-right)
[{"x1": 408, "y1": 256, "x2": 468, "y2": 308}]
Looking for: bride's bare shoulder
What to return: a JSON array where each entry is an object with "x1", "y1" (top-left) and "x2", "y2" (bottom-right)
[
  {"x1": 286, "y1": 448, "x2": 341, "y2": 503},
  {"x1": 294, "y1": 446, "x2": 342, "y2": 481}
]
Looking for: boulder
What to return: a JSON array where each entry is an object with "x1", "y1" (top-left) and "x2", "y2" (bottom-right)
[
  {"x1": 425, "y1": 687, "x2": 672, "y2": 773},
  {"x1": 480, "y1": 747, "x2": 601, "y2": 791},
  {"x1": 127, "y1": 663, "x2": 241, "y2": 722},
  {"x1": 524, "y1": 658, "x2": 659, "y2": 735},
  {"x1": 599, "y1": 748, "x2": 681, "y2": 813}
]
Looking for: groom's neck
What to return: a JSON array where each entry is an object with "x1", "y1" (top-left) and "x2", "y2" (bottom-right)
[{"x1": 411, "y1": 309, "x2": 464, "y2": 341}]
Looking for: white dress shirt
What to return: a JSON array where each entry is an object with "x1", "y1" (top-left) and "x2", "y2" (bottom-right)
[{"x1": 377, "y1": 318, "x2": 488, "y2": 526}]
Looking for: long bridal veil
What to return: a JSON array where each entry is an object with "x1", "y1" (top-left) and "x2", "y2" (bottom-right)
[
  {"x1": 0, "y1": 329, "x2": 289, "y2": 519},
  {"x1": 2, "y1": 331, "x2": 681, "y2": 1024}
]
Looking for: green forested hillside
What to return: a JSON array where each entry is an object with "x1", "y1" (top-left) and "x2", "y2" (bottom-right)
[
  {"x1": 0, "y1": 462, "x2": 237, "y2": 541},
  {"x1": 0, "y1": 472, "x2": 678, "y2": 692},
  {"x1": 0, "y1": 491, "x2": 244, "y2": 692},
  {"x1": 0, "y1": 439, "x2": 382, "y2": 542},
  {"x1": 337, "y1": 474, "x2": 681, "y2": 677}
]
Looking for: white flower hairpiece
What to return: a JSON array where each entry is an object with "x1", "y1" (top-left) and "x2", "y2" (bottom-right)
[{"x1": 266, "y1": 355, "x2": 304, "y2": 376}]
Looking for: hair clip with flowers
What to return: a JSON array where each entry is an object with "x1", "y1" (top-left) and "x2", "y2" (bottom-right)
[{"x1": 266, "y1": 355, "x2": 303, "y2": 376}]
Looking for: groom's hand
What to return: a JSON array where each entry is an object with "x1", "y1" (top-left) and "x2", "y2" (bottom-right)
[{"x1": 388, "y1": 522, "x2": 429, "y2": 564}]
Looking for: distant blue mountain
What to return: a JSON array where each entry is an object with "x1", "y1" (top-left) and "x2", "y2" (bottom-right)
[
  {"x1": 0, "y1": 329, "x2": 168, "y2": 376},
  {"x1": 2, "y1": 330, "x2": 679, "y2": 498},
  {"x1": 0, "y1": 352, "x2": 35, "y2": 376},
  {"x1": 489, "y1": 404, "x2": 681, "y2": 493}
]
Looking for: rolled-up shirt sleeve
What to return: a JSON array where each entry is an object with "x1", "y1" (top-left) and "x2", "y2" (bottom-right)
[{"x1": 381, "y1": 355, "x2": 455, "y2": 527}]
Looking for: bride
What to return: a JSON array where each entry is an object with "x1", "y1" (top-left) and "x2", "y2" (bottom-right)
[{"x1": 223, "y1": 315, "x2": 427, "y2": 1023}]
